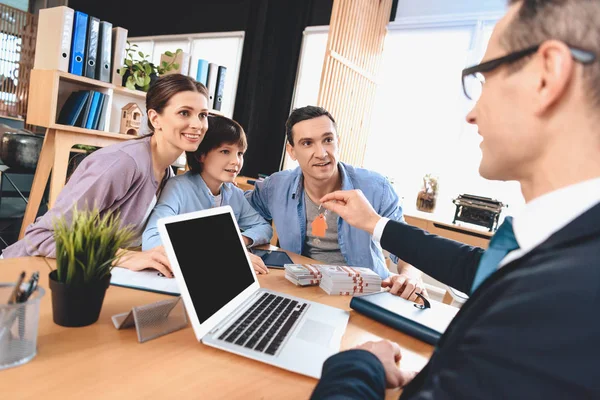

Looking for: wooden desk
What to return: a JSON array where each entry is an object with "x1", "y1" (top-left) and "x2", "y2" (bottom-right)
[
  {"x1": 235, "y1": 175, "x2": 257, "y2": 191},
  {"x1": 0, "y1": 250, "x2": 433, "y2": 399}
]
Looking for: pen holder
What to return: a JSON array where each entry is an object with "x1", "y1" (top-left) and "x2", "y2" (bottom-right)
[
  {"x1": 112, "y1": 297, "x2": 188, "y2": 343},
  {"x1": 0, "y1": 283, "x2": 45, "y2": 370}
]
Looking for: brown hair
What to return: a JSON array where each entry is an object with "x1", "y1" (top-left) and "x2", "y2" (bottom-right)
[
  {"x1": 186, "y1": 115, "x2": 248, "y2": 174},
  {"x1": 504, "y1": 0, "x2": 600, "y2": 105},
  {"x1": 145, "y1": 74, "x2": 209, "y2": 132},
  {"x1": 285, "y1": 105, "x2": 337, "y2": 146}
]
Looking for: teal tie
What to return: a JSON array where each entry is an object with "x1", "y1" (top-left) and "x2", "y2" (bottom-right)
[{"x1": 470, "y1": 217, "x2": 519, "y2": 294}]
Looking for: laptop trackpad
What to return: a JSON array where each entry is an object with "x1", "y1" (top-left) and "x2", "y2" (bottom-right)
[{"x1": 297, "y1": 319, "x2": 335, "y2": 347}]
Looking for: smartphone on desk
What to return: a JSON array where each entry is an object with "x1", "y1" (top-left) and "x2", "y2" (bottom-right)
[{"x1": 250, "y1": 249, "x2": 293, "y2": 269}]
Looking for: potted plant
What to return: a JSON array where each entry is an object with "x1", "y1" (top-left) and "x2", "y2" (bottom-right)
[
  {"x1": 48, "y1": 207, "x2": 135, "y2": 327},
  {"x1": 119, "y1": 42, "x2": 183, "y2": 91}
]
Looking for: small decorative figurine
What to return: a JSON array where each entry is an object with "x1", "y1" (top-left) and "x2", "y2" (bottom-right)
[
  {"x1": 120, "y1": 102, "x2": 143, "y2": 135},
  {"x1": 416, "y1": 174, "x2": 439, "y2": 213}
]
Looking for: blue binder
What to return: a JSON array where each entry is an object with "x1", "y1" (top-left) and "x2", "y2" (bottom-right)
[
  {"x1": 69, "y1": 11, "x2": 88, "y2": 76},
  {"x1": 84, "y1": 91, "x2": 102, "y2": 129},
  {"x1": 91, "y1": 93, "x2": 106, "y2": 130},
  {"x1": 196, "y1": 59, "x2": 209, "y2": 86},
  {"x1": 57, "y1": 90, "x2": 90, "y2": 126}
]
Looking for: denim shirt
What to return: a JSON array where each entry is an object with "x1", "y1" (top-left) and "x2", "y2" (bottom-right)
[
  {"x1": 143, "y1": 172, "x2": 273, "y2": 250},
  {"x1": 245, "y1": 162, "x2": 404, "y2": 278}
]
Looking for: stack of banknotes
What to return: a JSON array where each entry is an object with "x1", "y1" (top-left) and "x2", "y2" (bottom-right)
[
  {"x1": 318, "y1": 265, "x2": 382, "y2": 295},
  {"x1": 284, "y1": 264, "x2": 323, "y2": 286}
]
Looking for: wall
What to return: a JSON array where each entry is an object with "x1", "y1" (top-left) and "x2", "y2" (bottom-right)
[{"x1": 68, "y1": 0, "x2": 253, "y2": 36}]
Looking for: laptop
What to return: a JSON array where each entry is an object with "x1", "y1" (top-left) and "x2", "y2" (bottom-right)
[{"x1": 157, "y1": 206, "x2": 349, "y2": 379}]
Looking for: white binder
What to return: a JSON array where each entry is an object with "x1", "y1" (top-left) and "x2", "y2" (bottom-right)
[
  {"x1": 111, "y1": 27, "x2": 128, "y2": 86},
  {"x1": 34, "y1": 6, "x2": 74, "y2": 72}
]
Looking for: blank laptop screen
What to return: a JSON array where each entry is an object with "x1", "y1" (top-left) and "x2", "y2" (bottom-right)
[{"x1": 163, "y1": 212, "x2": 256, "y2": 324}]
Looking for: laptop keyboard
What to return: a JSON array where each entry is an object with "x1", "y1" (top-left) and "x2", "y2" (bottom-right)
[{"x1": 218, "y1": 293, "x2": 308, "y2": 356}]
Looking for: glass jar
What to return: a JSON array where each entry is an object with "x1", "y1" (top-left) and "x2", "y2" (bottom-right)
[{"x1": 416, "y1": 174, "x2": 438, "y2": 213}]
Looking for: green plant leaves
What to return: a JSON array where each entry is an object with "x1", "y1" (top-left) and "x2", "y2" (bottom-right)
[
  {"x1": 135, "y1": 73, "x2": 146, "y2": 87},
  {"x1": 164, "y1": 51, "x2": 173, "y2": 57},
  {"x1": 53, "y1": 207, "x2": 136, "y2": 285},
  {"x1": 125, "y1": 76, "x2": 136, "y2": 90}
]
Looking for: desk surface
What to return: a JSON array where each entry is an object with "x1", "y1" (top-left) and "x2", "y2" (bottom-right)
[{"x1": 1, "y1": 250, "x2": 433, "y2": 399}]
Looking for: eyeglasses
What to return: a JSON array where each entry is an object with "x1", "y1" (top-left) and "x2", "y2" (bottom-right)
[{"x1": 461, "y1": 44, "x2": 597, "y2": 102}]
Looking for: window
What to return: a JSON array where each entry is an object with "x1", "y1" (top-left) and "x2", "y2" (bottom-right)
[
  {"x1": 289, "y1": 15, "x2": 524, "y2": 220},
  {"x1": 128, "y1": 32, "x2": 244, "y2": 119},
  {"x1": 284, "y1": 27, "x2": 329, "y2": 170}
]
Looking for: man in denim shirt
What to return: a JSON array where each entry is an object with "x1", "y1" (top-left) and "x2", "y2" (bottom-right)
[{"x1": 246, "y1": 106, "x2": 426, "y2": 300}]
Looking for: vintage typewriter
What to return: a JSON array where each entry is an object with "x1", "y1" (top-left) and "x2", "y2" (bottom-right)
[{"x1": 452, "y1": 194, "x2": 505, "y2": 232}]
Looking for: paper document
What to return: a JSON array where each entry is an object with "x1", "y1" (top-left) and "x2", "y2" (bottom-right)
[{"x1": 110, "y1": 267, "x2": 180, "y2": 295}]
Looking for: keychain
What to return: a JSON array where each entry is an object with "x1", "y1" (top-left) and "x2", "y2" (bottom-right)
[{"x1": 311, "y1": 204, "x2": 328, "y2": 244}]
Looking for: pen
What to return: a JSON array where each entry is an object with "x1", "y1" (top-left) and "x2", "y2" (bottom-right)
[
  {"x1": 18, "y1": 272, "x2": 40, "y2": 303},
  {"x1": 0, "y1": 271, "x2": 26, "y2": 343},
  {"x1": 7, "y1": 271, "x2": 26, "y2": 304}
]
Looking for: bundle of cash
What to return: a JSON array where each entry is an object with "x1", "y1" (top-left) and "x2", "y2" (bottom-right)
[
  {"x1": 284, "y1": 264, "x2": 323, "y2": 286},
  {"x1": 317, "y1": 265, "x2": 382, "y2": 296}
]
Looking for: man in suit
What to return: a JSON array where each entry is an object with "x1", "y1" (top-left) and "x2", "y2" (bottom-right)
[
  {"x1": 310, "y1": 0, "x2": 600, "y2": 399},
  {"x1": 246, "y1": 105, "x2": 427, "y2": 300}
]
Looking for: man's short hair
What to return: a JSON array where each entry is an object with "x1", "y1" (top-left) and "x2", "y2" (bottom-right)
[
  {"x1": 504, "y1": 0, "x2": 600, "y2": 106},
  {"x1": 285, "y1": 106, "x2": 337, "y2": 146}
]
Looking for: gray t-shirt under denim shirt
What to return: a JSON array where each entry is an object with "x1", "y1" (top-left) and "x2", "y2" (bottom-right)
[{"x1": 303, "y1": 192, "x2": 346, "y2": 265}]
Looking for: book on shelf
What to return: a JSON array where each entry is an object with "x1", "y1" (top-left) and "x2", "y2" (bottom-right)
[
  {"x1": 213, "y1": 65, "x2": 227, "y2": 111},
  {"x1": 160, "y1": 51, "x2": 191, "y2": 76},
  {"x1": 96, "y1": 93, "x2": 110, "y2": 131},
  {"x1": 206, "y1": 62, "x2": 219, "y2": 109},
  {"x1": 68, "y1": 10, "x2": 88, "y2": 76},
  {"x1": 97, "y1": 21, "x2": 113, "y2": 83},
  {"x1": 196, "y1": 59, "x2": 209, "y2": 86},
  {"x1": 84, "y1": 91, "x2": 103, "y2": 129},
  {"x1": 56, "y1": 90, "x2": 90, "y2": 126},
  {"x1": 84, "y1": 16, "x2": 100, "y2": 79},
  {"x1": 111, "y1": 27, "x2": 128, "y2": 85},
  {"x1": 91, "y1": 93, "x2": 106, "y2": 130},
  {"x1": 34, "y1": 6, "x2": 74, "y2": 72},
  {"x1": 57, "y1": 89, "x2": 109, "y2": 131}
]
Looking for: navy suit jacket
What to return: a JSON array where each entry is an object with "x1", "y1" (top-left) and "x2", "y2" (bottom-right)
[{"x1": 311, "y1": 203, "x2": 600, "y2": 399}]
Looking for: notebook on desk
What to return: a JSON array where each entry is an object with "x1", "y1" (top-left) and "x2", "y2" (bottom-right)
[
  {"x1": 350, "y1": 291, "x2": 459, "y2": 345},
  {"x1": 157, "y1": 206, "x2": 349, "y2": 379},
  {"x1": 110, "y1": 267, "x2": 180, "y2": 296}
]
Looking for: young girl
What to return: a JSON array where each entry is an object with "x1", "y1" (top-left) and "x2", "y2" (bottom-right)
[
  {"x1": 2, "y1": 74, "x2": 209, "y2": 277},
  {"x1": 142, "y1": 115, "x2": 273, "y2": 274}
]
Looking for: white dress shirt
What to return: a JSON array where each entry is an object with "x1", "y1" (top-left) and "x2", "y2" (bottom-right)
[{"x1": 374, "y1": 177, "x2": 600, "y2": 269}]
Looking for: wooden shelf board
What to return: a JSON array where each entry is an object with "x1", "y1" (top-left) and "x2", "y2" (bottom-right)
[
  {"x1": 113, "y1": 85, "x2": 146, "y2": 99},
  {"x1": 56, "y1": 71, "x2": 113, "y2": 89},
  {"x1": 50, "y1": 123, "x2": 134, "y2": 140}
]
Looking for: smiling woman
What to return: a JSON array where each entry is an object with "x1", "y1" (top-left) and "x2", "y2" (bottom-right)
[{"x1": 2, "y1": 74, "x2": 210, "y2": 278}]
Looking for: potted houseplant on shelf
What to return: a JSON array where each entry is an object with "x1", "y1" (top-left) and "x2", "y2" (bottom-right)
[
  {"x1": 47, "y1": 206, "x2": 135, "y2": 327},
  {"x1": 120, "y1": 42, "x2": 183, "y2": 91}
]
